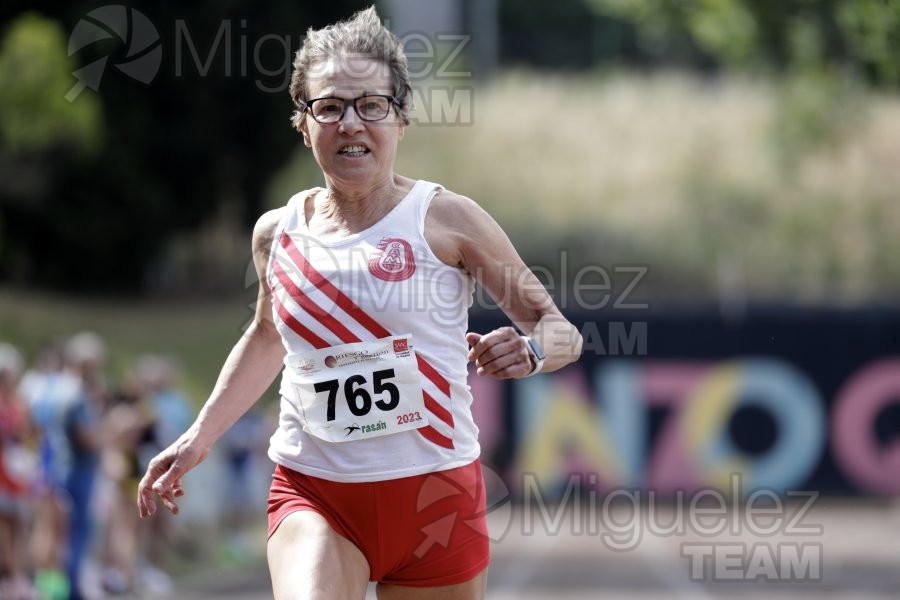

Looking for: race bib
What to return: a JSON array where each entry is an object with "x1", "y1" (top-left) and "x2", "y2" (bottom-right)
[{"x1": 286, "y1": 335, "x2": 429, "y2": 443}]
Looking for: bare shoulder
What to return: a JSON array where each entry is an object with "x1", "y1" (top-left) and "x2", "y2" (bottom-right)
[
  {"x1": 425, "y1": 188, "x2": 507, "y2": 269},
  {"x1": 252, "y1": 206, "x2": 287, "y2": 255},
  {"x1": 427, "y1": 188, "x2": 491, "y2": 232}
]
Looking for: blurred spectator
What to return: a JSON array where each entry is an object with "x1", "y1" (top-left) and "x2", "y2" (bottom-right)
[
  {"x1": 17, "y1": 341, "x2": 192, "y2": 598},
  {"x1": 220, "y1": 407, "x2": 268, "y2": 558},
  {"x1": 18, "y1": 342, "x2": 75, "y2": 600},
  {"x1": 96, "y1": 371, "x2": 155, "y2": 596},
  {"x1": 60, "y1": 332, "x2": 108, "y2": 600},
  {"x1": 0, "y1": 342, "x2": 38, "y2": 600},
  {"x1": 135, "y1": 354, "x2": 192, "y2": 452},
  {"x1": 133, "y1": 354, "x2": 190, "y2": 593},
  {"x1": 18, "y1": 333, "x2": 109, "y2": 600}
]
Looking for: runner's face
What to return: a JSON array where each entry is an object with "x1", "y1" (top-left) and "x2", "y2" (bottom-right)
[{"x1": 300, "y1": 57, "x2": 405, "y2": 189}]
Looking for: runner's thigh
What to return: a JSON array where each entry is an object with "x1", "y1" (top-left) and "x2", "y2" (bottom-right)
[{"x1": 268, "y1": 510, "x2": 370, "y2": 600}]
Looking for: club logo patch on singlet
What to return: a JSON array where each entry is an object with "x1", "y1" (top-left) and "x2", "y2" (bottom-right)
[{"x1": 368, "y1": 237, "x2": 416, "y2": 281}]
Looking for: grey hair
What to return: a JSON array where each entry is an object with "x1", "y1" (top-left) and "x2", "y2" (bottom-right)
[{"x1": 289, "y1": 6, "x2": 412, "y2": 130}]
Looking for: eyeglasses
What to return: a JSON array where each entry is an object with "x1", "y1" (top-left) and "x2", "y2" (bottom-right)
[{"x1": 298, "y1": 94, "x2": 401, "y2": 124}]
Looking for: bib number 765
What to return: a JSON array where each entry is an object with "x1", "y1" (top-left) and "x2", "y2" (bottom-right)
[{"x1": 314, "y1": 368, "x2": 399, "y2": 421}]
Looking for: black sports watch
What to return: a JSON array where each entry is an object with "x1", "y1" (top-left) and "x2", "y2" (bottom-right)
[{"x1": 524, "y1": 336, "x2": 546, "y2": 375}]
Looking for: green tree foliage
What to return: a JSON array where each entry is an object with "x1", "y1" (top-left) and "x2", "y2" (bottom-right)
[
  {"x1": 838, "y1": 0, "x2": 900, "y2": 85},
  {"x1": 685, "y1": 0, "x2": 759, "y2": 66},
  {"x1": 499, "y1": 0, "x2": 599, "y2": 68},
  {"x1": 584, "y1": 0, "x2": 900, "y2": 85},
  {"x1": 0, "y1": 1, "x2": 367, "y2": 292},
  {"x1": 586, "y1": 0, "x2": 700, "y2": 58},
  {"x1": 581, "y1": 0, "x2": 896, "y2": 180},
  {"x1": 0, "y1": 13, "x2": 102, "y2": 154}
]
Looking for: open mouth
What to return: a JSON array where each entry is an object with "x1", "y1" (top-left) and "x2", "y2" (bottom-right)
[{"x1": 338, "y1": 144, "x2": 370, "y2": 157}]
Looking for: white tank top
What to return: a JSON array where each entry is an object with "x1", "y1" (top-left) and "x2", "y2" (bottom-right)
[{"x1": 266, "y1": 180, "x2": 480, "y2": 482}]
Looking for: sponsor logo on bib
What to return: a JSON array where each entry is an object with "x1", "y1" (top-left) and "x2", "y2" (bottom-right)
[
  {"x1": 369, "y1": 237, "x2": 416, "y2": 281},
  {"x1": 344, "y1": 421, "x2": 388, "y2": 437}
]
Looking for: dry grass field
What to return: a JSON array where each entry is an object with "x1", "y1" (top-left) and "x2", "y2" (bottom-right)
[{"x1": 270, "y1": 70, "x2": 900, "y2": 304}]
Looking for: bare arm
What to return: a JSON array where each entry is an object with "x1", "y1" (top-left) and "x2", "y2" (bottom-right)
[
  {"x1": 425, "y1": 191, "x2": 582, "y2": 379},
  {"x1": 137, "y1": 207, "x2": 287, "y2": 517}
]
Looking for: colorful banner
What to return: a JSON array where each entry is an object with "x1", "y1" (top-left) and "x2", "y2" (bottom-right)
[{"x1": 468, "y1": 310, "x2": 900, "y2": 497}]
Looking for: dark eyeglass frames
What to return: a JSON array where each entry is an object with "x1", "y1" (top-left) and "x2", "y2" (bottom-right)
[{"x1": 298, "y1": 94, "x2": 401, "y2": 124}]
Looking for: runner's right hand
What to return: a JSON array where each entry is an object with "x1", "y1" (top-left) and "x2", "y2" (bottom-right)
[{"x1": 137, "y1": 433, "x2": 209, "y2": 517}]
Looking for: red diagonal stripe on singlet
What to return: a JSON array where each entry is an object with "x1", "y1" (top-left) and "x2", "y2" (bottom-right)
[
  {"x1": 423, "y1": 391, "x2": 454, "y2": 428},
  {"x1": 281, "y1": 233, "x2": 391, "y2": 338},
  {"x1": 281, "y1": 234, "x2": 453, "y2": 394},
  {"x1": 416, "y1": 354, "x2": 451, "y2": 397},
  {"x1": 270, "y1": 293, "x2": 330, "y2": 350},
  {"x1": 417, "y1": 424, "x2": 455, "y2": 449},
  {"x1": 272, "y1": 261, "x2": 360, "y2": 344},
  {"x1": 279, "y1": 232, "x2": 456, "y2": 449}
]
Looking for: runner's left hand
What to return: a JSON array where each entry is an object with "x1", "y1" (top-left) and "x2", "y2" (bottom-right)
[{"x1": 466, "y1": 327, "x2": 533, "y2": 379}]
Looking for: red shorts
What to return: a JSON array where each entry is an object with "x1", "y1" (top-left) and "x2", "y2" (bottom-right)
[{"x1": 267, "y1": 459, "x2": 490, "y2": 587}]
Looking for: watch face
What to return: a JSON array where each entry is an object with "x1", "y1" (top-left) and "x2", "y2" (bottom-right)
[{"x1": 528, "y1": 337, "x2": 546, "y2": 360}]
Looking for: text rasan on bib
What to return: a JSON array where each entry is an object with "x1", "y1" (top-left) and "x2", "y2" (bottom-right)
[{"x1": 286, "y1": 335, "x2": 430, "y2": 443}]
